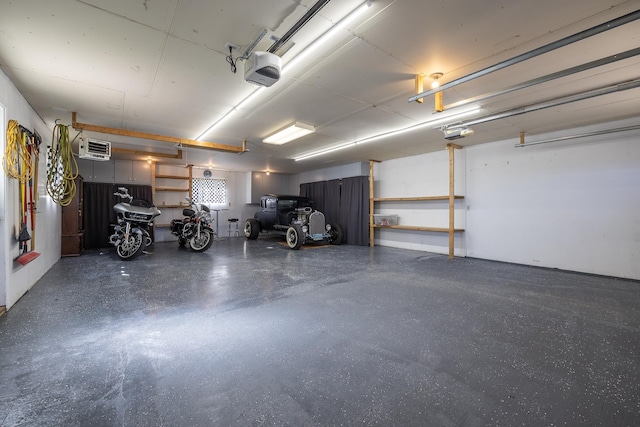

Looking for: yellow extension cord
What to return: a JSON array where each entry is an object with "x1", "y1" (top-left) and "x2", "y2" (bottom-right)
[
  {"x1": 47, "y1": 123, "x2": 78, "y2": 206},
  {"x1": 3, "y1": 119, "x2": 32, "y2": 182}
]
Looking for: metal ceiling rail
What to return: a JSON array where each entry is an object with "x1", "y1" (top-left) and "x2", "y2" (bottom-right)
[
  {"x1": 268, "y1": 0, "x2": 331, "y2": 54},
  {"x1": 442, "y1": 78, "x2": 640, "y2": 130},
  {"x1": 444, "y1": 47, "x2": 640, "y2": 110},
  {"x1": 408, "y1": 9, "x2": 640, "y2": 102},
  {"x1": 514, "y1": 124, "x2": 640, "y2": 148}
]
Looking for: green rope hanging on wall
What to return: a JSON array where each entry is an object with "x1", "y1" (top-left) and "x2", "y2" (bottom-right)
[{"x1": 47, "y1": 123, "x2": 79, "y2": 206}]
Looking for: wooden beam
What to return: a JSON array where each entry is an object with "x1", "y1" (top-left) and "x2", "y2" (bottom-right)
[
  {"x1": 111, "y1": 147, "x2": 183, "y2": 160},
  {"x1": 414, "y1": 74, "x2": 424, "y2": 104},
  {"x1": 369, "y1": 159, "x2": 381, "y2": 247},
  {"x1": 72, "y1": 112, "x2": 246, "y2": 154},
  {"x1": 369, "y1": 160, "x2": 375, "y2": 247},
  {"x1": 435, "y1": 91, "x2": 443, "y2": 112},
  {"x1": 448, "y1": 144, "x2": 455, "y2": 259}
]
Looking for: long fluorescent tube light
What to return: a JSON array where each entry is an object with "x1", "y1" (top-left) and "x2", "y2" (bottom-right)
[
  {"x1": 194, "y1": 1, "x2": 372, "y2": 141},
  {"x1": 195, "y1": 87, "x2": 264, "y2": 140},
  {"x1": 282, "y1": 1, "x2": 372, "y2": 74},
  {"x1": 293, "y1": 107, "x2": 480, "y2": 161},
  {"x1": 263, "y1": 122, "x2": 315, "y2": 145}
]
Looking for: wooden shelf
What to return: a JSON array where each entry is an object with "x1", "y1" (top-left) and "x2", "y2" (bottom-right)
[
  {"x1": 369, "y1": 144, "x2": 464, "y2": 259},
  {"x1": 373, "y1": 225, "x2": 464, "y2": 232},
  {"x1": 152, "y1": 164, "x2": 193, "y2": 231},
  {"x1": 372, "y1": 195, "x2": 464, "y2": 202},
  {"x1": 155, "y1": 187, "x2": 189, "y2": 192},
  {"x1": 155, "y1": 174, "x2": 190, "y2": 180}
]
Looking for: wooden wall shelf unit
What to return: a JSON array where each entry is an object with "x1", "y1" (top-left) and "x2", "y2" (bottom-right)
[
  {"x1": 369, "y1": 144, "x2": 464, "y2": 259},
  {"x1": 152, "y1": 163, "x2": 192, "y2": 225}
]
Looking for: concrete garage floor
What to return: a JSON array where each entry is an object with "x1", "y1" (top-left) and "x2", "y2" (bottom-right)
[{"x1": 1, "y1": 237, "x2": 639, "y2": 426}]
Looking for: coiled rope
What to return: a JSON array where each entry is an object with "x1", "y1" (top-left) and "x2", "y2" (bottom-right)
[
  {"x1": 46, "y1": 123, "x2": 78, "y2": 206},
  {"x1": 3, "y1": 119, "x2": 33, "y2": 182}
]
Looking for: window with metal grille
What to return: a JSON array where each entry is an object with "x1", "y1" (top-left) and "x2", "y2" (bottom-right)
[{"x1": 192, "y1": 178, "x2": 227, "y2": 205}]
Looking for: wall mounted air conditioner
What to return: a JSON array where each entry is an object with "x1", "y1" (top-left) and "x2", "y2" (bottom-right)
[
  {"x1": 244, "y1": 51, "x2": 282, "y2": 87},
  {"x1": 79, "y1": 138, "x2": 111, "y2": 161}
]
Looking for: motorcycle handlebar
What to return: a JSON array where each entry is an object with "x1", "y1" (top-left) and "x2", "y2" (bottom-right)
[{"x1": 113, "y1": 191, "x2": 133, "y2": 201}]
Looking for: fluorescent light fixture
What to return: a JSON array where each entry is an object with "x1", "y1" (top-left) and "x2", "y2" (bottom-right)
[
  {"x1": 282, "y1": 1, "x2": 372, "y2": 74},
  {"x1": 263, "y1": 122, "x2": 315, "y2": 145},
  {"x1": 293, "y1": 107, "x2": 481, "y2": 161},
  {"x1": 194, "y1": 1, "x2": 372, "y2": 141}
]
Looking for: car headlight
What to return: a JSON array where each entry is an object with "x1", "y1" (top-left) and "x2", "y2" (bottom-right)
[
  {"x1": 302, "y1": 226, "x2": 308, "y2": 233},
  {"x1": 325, "y1": 224, "x2": 332, "y2": 231}
]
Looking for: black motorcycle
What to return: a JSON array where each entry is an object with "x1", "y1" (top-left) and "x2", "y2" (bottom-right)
[
  {"x1": 108, "y1": 187, "x2": 161, "y2": 260},
  {"x1": 170, "y1": 198, "x2": 215, "y2": 252}
]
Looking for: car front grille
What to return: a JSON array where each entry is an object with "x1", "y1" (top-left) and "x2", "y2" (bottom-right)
[{"x1": 308, "y1": 211, "x2": 325, "y2": 239}]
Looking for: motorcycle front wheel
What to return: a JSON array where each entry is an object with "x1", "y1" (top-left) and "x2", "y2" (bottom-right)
[
  {"x1": 189, "y1": 229, "x2": 213, "y2": 252},
  {"x1": 116, "y1": 233, "x2": 144, "y2": 260}
]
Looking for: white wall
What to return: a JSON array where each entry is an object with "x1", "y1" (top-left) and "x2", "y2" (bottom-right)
[
  {"x1": 372, "y1": 150, "x2": 466, "y2": 256},
  {"x1": 1, "y1": 71, "x2": 60, "y2": 309},
  {"x1": 297, "y1": 162, "x2": 368, "y2": 184},
  {"x1": 371, "y1": 119, "x2": 640, "y2": 280},
  {"x1": 465, "y1": 120, "x2": 640, "y2": 280}
]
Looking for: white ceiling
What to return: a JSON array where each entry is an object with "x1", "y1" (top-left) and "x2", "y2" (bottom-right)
[{"x1": 1, "y1": 0, "x2": 639, "y2": 173}]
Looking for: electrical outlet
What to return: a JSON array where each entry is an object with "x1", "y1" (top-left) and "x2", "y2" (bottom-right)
[{"x1": 225, "y1": 42, "x2": 240, "y2": 51}]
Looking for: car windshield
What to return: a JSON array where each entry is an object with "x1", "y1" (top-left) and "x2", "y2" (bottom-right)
[{"x1": 278, "y1": 198, "x2": 310, "y2": 209}]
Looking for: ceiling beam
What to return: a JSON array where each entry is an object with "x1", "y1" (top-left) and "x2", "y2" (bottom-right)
[
  {"x1": 71, "y1": 112, "x2": 246, "y2": 154},
  {"x1": 110, "y1": 147, "x2": 184, "y2": 160}
]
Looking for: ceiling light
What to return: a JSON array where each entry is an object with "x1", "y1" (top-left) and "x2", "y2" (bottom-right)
[
  {"x1": 430, "y1": 72, "x2": 443, "y2": 89},
  {"x1": 293, "y1": 106, "x2": 480, "y2": 161},
  {"x1": 263, "y1": 122, "x2": 315, "y2": 145}
]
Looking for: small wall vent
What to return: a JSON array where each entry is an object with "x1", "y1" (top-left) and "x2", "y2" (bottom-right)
[{"x1": 79, "y1": 138, "x2": 111, "y2": 161}]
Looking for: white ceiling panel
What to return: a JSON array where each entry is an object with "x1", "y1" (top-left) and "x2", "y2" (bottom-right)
[{"x1": 0, "y1": 0, "x2": 637, "y2": 173}]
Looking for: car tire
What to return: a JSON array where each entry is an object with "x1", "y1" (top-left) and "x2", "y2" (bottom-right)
[
  {"x1": 286, "y1": 225, "x2": 304, "y2": 250},
  {"x1": 329, "y1": 223, "x2": 343, "y2": 245},
  {"x1": 244, "y1": 218, "x2": 260, "y2": 240}
]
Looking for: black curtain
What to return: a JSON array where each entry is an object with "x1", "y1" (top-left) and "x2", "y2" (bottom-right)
[
  {"x1": 300, "y1": 181, "x2": 325, "y2": 211},
  {"x1": 83, "y1": 182, "x2": 153, "y2": 249},
  {"x1": 339, "y1": 176, "x2": 369, "y2": 245},
  {"x1": 299, "y1": 176, "x2": 369, "y2": 245},
  {"x1": 83, "y1": 183, "x2": 114, "y2": 249},
  {"x1": 323, "y1": 179, "x2": 341, "y2": 225}
]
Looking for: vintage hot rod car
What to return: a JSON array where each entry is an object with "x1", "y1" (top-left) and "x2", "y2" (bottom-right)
[{"x1": 243, "y1": 194, "x2": 343, "y2": 249}]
